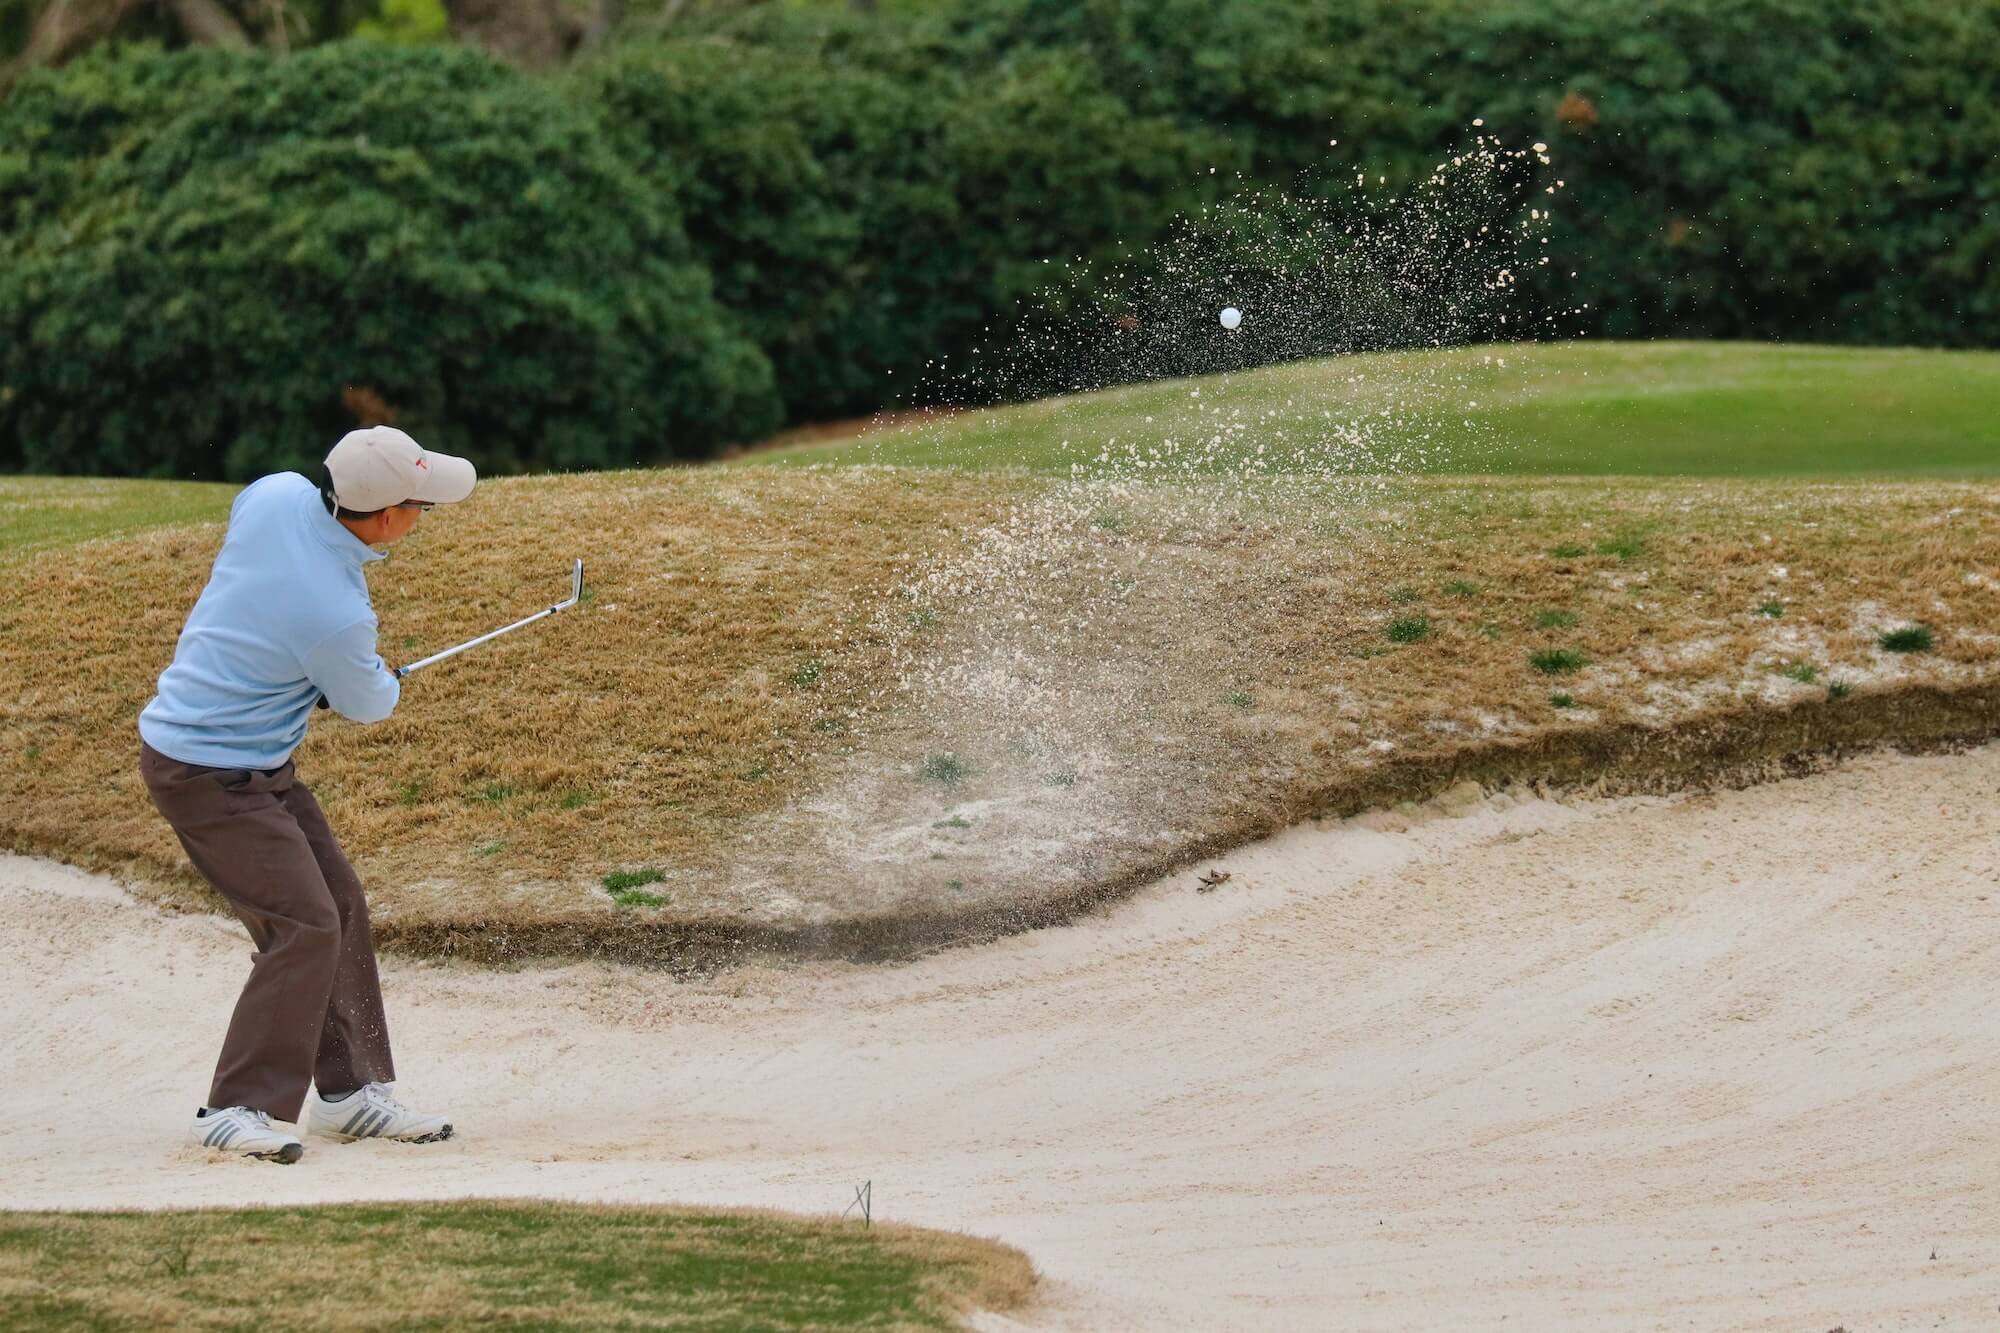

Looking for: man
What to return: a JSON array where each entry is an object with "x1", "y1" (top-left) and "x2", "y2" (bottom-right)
[{"x1": 137, "y1": 426, "x2": 475, "y2": 1163}]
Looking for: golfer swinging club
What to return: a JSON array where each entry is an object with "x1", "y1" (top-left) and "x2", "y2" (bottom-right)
[{"x1": 137, "y1": 427, "x2": 473, "y2": 1163}]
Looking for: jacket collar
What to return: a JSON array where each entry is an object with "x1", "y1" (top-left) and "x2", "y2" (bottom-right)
[{"x1": 304, "y1": 474, "x2": 388, "y2": 566}]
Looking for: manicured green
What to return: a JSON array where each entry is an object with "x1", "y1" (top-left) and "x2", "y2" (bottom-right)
[
  {"x1": 747, "y1": 342, "x2": 2000, "y2": 478},
  {"x1": 0, "y1": 1200, "x2": 1019, "y2": 1330},
  {"x1": 0, "y1": 476, "x2": 237, "y2": 561}
]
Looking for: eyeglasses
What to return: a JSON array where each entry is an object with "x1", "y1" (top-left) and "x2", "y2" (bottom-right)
[{"x1": 395, "y1": 501, "x2": 434, "y2": 512}]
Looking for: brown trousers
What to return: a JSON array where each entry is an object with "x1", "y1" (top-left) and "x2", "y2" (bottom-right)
[{"x1": 139, "y1": 740, "x2": 394, "y2": 1122}]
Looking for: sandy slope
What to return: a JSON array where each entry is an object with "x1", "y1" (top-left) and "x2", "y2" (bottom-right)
[{"x1": 3, "y1": 744, "x2": 1997, "y2": 1330}]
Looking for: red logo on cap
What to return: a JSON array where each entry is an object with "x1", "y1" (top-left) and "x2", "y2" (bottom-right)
[{"x1": 414, "y1": 456, "x2": 429, "y2": 470}]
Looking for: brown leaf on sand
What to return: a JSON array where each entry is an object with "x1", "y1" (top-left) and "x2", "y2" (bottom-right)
[{"x1": 1196, "y1": 869, "x2": 1232, "y2": 892}]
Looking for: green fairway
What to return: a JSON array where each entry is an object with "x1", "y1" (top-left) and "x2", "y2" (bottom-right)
[
  {"x1": 745, "y1": 341, "x2": 2000, "y2": 478},
  {"x1": 0, "y1": 1200, "x2": 1033, "y2": 1330},
  {"x1": 6, "y1": 342, "x2": 1996, "y2": 569},
  {"x1": 0, "y1": 476, "x2": 236, "y2": 562}
]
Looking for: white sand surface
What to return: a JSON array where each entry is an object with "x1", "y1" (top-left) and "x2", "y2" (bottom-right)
[{"x1": 4, "y1": 744, "x2": 1997, "y2": 1330}]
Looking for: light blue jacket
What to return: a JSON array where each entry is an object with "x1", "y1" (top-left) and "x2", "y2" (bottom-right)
[{"x1": 138, "y1": 471, "x2": 400, "y2": 769}]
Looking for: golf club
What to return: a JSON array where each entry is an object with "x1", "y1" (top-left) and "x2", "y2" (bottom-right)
[{"x1": 315, "y1": 559, "x2": 583, "y2": 708}]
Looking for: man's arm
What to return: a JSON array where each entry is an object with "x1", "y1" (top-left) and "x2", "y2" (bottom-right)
[{"x1": 303, "y1": 620, "x2": 401, "y2": 723}]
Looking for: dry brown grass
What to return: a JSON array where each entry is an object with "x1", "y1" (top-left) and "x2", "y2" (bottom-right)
[
  {"x1": 2, "y1": 468, "x2": 1996, "y2": 965},
  {"x1": 0, "y1": 1198, "x2": 1037, "y2": 1330}
]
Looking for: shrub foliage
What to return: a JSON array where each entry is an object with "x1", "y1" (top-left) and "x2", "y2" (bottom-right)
[
  {"x1": 3, "y1": 0, "x2": 1996, "y2": 477},
  {"x1": 0, "y1": 43, "x2": 780, "y2": 480}
]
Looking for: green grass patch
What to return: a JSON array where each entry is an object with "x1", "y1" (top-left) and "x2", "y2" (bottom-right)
[
  {"x1": 1529, "y1": 648, "x2": 1588, "y2": 674},
  {"x1": 1442, "y1": 579, "x2": 1478, "y2": 597},
  {"x1": 1592, "y1": 534, "x2": 1645, "y2": 559},
  {"x1": 1780, "y1": 661, "x2": 1819, "y2": 684},
  {"x1": 789, "y1": 658, "x2": 824, "y2": 688},
  {"x1": 1757, "y1": 601, "x2": 1786, "y2": 617},
  {"x1": 474, "y1": 840, "x2": 505, "y2": 858},
  {"x1": 1549, "y1": 692, "x2": 1577, "y2": 709},
  {"x1": 472, "y1": 782, "x2": 517, "y2": 803},
  {"x1": 1534, "y1": 609, "x2": 1580, "y2": 629},
  {"x1": 0, "y1": 476, "x2": 237, "y2": 562},
  {"x1": 1828, "y1": 680, "x2": 1853, "y2": 699},
  {"x1": 920, "y1": 753, "x2": 971, "y2": 784},
  {"x1": 1389, "y1": 586, "x2": 1420, "y2": 605},
  {"x1": 1549, "y1": 543, "x2": 1590, "y2": 558},
  {"x1": 1877, "y1": 623, "x2": 1935, "y2": 653},
  {"x1": 0, "y1": 1200, "x2": 1034, "y2": 1330},
  {"x1": 1224, "y1": 690, "x2": 1254, "y2": 710},
  {"x1": 1386, "y1": 614, "x2": 1432, "y2": 644},
  {"x1": 602, "y1": 867, "x2": 666, "y2": 907}
]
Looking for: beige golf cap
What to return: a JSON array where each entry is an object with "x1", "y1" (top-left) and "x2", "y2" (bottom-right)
[{"x1": 324, "y1": 427, "x2": 477, "y2": 513}]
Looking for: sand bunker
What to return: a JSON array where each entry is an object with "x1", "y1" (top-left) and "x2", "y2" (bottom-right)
[{"x1": 3, "y1": 743, "x2": 1997, "y2": 1329}]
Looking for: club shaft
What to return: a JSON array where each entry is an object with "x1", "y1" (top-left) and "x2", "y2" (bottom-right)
[
  {"x1": 393, "y1": 559, "x2": 583, "y2": 679},
  {"x1": 395, "y1": 601, "x2": 571, "y2": 677}
]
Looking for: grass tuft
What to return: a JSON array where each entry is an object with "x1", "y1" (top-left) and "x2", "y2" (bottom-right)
[
  {"x1": 603, "y1": 867, "x2": 665, "y2": 894},
  {"x1": 1386, "y1": 614, "x2": 1433, "y2": 644},
  {"x1": 932, "y1": 816, "x2": 971, "y2": 829},
  {"x1": 1757, "y1": 601, "x2": 1785, "y2": 617},
  {"x1": 1442, "y1": 579, "x2": 1478, "y2": 597},
  {"x1": 1549, "y1": 692, "x2": 1576, "y2": 709},
  {"x1": 1224, "y1": 691, "x2": 1254, "y2": 709},
  {"x1": 1877, "y1": 623, "x2": 1935, "y2": 653},
  {"x1": 1549, "y1": 543, "x2": 1589, "y2": 558},
  {"x1": 1828, "y1": 680, "x2": 1853, "y2": 699},
  {"x1": 921, "y1": 753, "x2": 971, "y2": 784},
  {"x1": 1534, "y1": 609, "x2": 1579, "y2": 629},
  {"x1": 789, "y1": 658, "x2": 823, "y2": 688},
  {"x1": 1389, "y1": 586, "x2": 1420, "y2": 605},
  {"x1": 1529, "y1": 648, "x2": 1588, "y2": 674},
  {"x1": 472, "y1": 782, "x2": 517, "y2": 803},
  {"x1": 1780, "y1": 661, "x2": 1819, "y2": 684}
]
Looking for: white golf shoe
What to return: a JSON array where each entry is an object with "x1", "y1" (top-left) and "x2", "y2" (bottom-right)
[
  {"x1": 189, "y1": 1106, "x2": 304, "y2": 1163},
  {"x1": 308, "y1": 1081, "x2": 453, "y2": 1144}
]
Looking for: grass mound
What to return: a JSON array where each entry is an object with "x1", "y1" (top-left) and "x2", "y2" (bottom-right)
[
  {"x1": 4, "y1": 342, "x2": 1999, "y2": 965},
  {"x1": 0, "y1": 1200, "x2": 1035, "y2": 1330},
  {"x1": 747, "y1": 341, "x2": 2000, "y2": 478}
]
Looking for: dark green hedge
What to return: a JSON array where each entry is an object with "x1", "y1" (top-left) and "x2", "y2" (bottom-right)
[
  {"x1": 574, "y1": 38, "x2": 1222, "y2": 419},
  {"x1": 0, "y1": 42, "x2": 780, "y2": 481},
  {"x1": 694, "y1": 0, "x2": 2000, "y2": 352},
  {"x1": 3, "y1": 1, "x2": 1994, "y2": 479}
]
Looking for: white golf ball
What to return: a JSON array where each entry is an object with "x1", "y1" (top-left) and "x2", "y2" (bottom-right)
[{"x1": 1219, "y1": 306, "x2": 1242, "y2": 330}]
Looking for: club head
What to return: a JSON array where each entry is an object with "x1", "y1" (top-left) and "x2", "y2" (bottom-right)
[{"x1": 569, "y1": 558, "x2": 584, "y2": 607}]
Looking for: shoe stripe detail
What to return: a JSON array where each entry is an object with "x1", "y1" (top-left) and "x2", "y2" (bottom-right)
[
  {"x1": 364, "y1": 1109, "x2": 389, "y2": 1137},
  {"x1": 205, "y1": 1121, "x2": 230, "y2": 1147},
  {"x1": 342, "y1": 1105, "x2": 372, "y2": 1136},
  {"x1": 219, "y1": 1125, "x2": 239, "y2": 1148}
]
